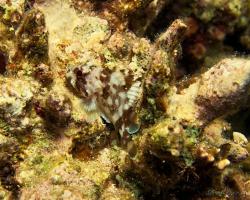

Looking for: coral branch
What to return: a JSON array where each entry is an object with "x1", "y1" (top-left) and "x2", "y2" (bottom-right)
[
  {"x1": 167, "y1": 57, "x2": 250, "y2": 125},
  {"x1": 196, "y1": 58, "x2": 250, "y2": 122},
  {"x1": 155, "y1": 19, "x2": 187, "y2": 52}
]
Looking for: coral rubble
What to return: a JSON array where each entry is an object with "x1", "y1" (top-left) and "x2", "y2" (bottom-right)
[{"x1": 0, "y1": 0, "x2": 250, "y2": 199}]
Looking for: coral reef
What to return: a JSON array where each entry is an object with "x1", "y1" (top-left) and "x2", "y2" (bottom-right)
[{"x1": 0, "y1": 0, "x2": 250, "y2": 199}]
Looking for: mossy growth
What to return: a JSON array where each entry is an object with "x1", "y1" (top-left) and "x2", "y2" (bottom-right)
[
  {"x1": 0, "y1": 119, "x2": 10, "y2": 134},
  {"x1": 140, "y1": 97, "x2": 165, "y2": 125},
  {"x1": 185, "y1": 126, "x2": 201, "y2": 146},
  {"x1": 16, "y1": 9, "x2": 49, "y2": 64},
  {"x1": 181, "y1": 126, "x2": 201, "y2": 166},
  {"x1": 146, "y1": 120, "x2": 201, "y2": 166}
]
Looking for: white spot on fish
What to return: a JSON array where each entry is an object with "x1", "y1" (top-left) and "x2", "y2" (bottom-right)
[{"x1": 67, "y1": 63, "x2": 143, "y2": 136}]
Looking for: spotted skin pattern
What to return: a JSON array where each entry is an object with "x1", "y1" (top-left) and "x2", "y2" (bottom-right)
[{"x1": 67, "y1": 62, "x2": 143, "y2": 136}]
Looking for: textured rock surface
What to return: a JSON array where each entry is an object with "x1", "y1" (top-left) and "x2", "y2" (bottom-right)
[{"x1": 0, "y1": 0, "x2": 250, "y2": 199}]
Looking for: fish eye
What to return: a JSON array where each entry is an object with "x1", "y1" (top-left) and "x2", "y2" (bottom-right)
[{"x1": 126, "y1": 123, "x2": 140, "y2": 134}]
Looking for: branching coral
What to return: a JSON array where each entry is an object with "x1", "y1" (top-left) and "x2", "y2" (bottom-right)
[{"x1": 0, "y1": 0, "x2": 249, "y2": 199}]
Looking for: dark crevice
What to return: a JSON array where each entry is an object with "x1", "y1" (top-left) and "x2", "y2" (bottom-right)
[
  {"x1": 0, "y1": 162, "x2": 20, "y2": 199},
  {"x1": 224, "y1": 29, "x2": 250, "y2": 54},
  {"x1": 227, "y1": 108, "x2": 250, "y2": 137},
  {"x1": 24, "y1": 0, "x2": 35, "y2": 11},
  {"x1": 0, "y1": 51, "x2": 7, "y2": 74},
  {"x1": 143, "y1": 2, "x2": 181, "y2": 41},
  {"x1": 101, "y1": 116, "x2": 115, "y2": 131}
]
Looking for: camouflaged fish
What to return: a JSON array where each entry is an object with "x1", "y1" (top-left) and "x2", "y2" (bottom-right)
[{"x1": 67, "y1": 61, "x2": 144, "y2": 136}]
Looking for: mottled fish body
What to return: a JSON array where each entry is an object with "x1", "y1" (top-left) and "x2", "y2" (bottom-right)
[{"x1": 67, "y1": 62, "x2": 143, "y2": 136}]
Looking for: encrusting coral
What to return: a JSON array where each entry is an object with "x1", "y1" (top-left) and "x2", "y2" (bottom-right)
[{"x1": 0, "y1": 0, "x2": 250, "y2": 199}]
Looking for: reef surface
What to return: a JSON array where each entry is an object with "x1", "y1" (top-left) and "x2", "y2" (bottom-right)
[{"x1": 0, "y1": 0, "x2": 250, "y2": 199}]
